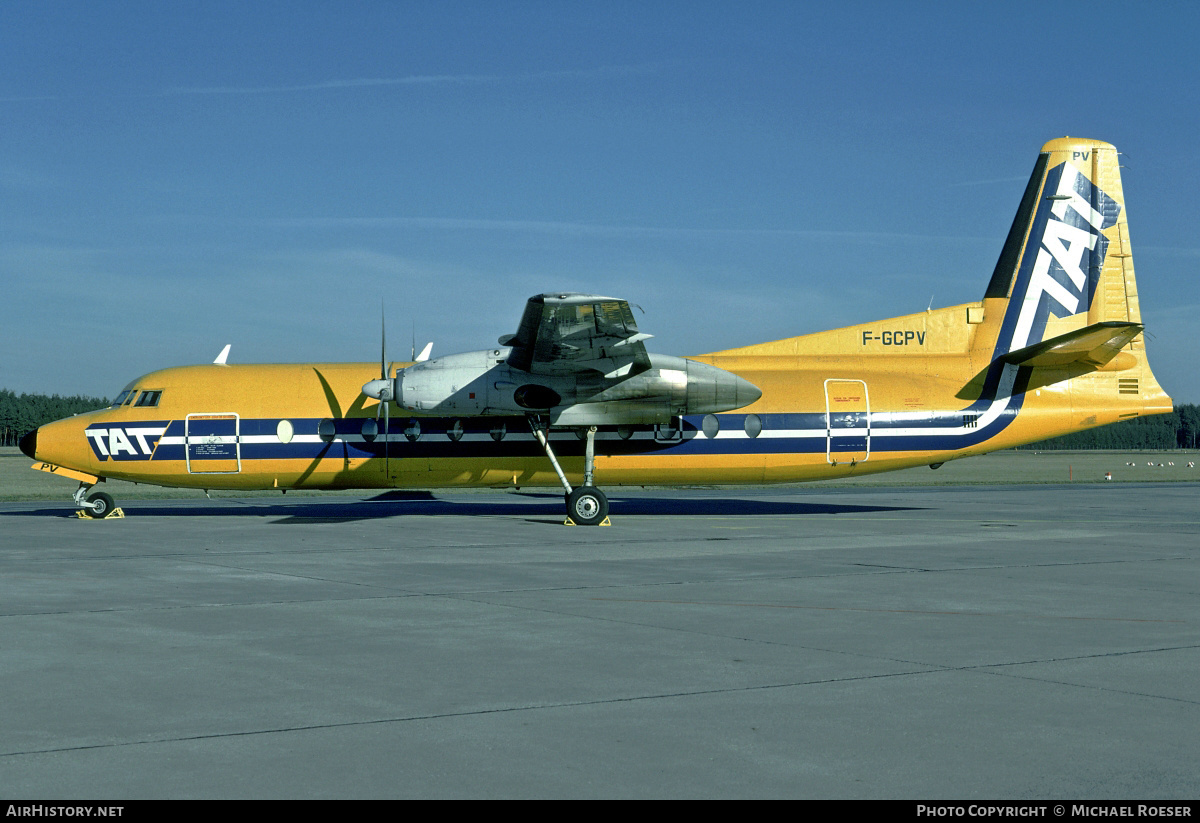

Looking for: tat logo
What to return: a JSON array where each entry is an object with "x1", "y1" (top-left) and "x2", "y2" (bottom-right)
[
  {"x1": 85, "y1": 424, "x2": 167, "y2": 461},
  {"x1": 1009, "y1": 162, "x2": 1121, "y2": 351}
]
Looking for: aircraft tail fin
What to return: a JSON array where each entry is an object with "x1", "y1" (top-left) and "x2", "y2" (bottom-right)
[
  {"x1": 978, "y1": 137, "x2": 1170, "y2": 414},
  {"x1": 983, "y1": 137, "x2": 1145, "y2": 356}
]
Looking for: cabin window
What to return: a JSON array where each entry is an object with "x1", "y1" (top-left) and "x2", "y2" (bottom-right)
[
  {"x1": 134, "y1": 390, "x2": 163, "y2": 407},
  {"x1": 744, "y1": 414, "x2": 762, "y2": 439},
  {"x1": 318, "y1": 419, "x2": 336, "y2": 443},
  {"x1": 277, "y1": 420, "x2": 294, "y2": 444}
]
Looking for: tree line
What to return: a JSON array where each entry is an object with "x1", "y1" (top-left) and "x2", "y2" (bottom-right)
[
  {"x1": 0, "y1": 389, "x2": 109, "y2": 447},
  {"x1": 1, "y1": 387, "x2": 1197, "y2": 451},
  {"x1": 1015, "y1": 402, "x2": 1200, "y2": 450}
]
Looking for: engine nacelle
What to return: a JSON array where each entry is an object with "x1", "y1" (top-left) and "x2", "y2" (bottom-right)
[
  {"x1": 366, "y1": 350, "x2": 760, "y2": 425},
  {"x1": 394, "y1": 350, "x2": 505, "y2": 413}
]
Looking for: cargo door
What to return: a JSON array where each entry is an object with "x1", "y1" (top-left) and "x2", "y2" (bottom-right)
[{"x1": 186, "y1": 413, "x2": 241, "y2": 474}]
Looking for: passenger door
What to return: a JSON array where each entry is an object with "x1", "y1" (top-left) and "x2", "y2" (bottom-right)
[{"x1": 824, "y1": 380, "x2": 870, "y2": 465}]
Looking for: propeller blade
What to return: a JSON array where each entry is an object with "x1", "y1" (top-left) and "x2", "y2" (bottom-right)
[
  {"x1": 363, "y1": 305, "x2": 397, "y2": 401},
  {"x1": 380, "y1": 306, "x2": 391, "y2": 474}
]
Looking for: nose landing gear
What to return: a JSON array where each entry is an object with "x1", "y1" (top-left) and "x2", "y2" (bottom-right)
[{"x1": 73, "y1": 483, "x2": 122, "y2": 519}]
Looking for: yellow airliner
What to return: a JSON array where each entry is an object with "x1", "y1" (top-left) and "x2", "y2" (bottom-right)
[{"x1": 21, "y1": 138, "x2": 1172, "y2": 524}]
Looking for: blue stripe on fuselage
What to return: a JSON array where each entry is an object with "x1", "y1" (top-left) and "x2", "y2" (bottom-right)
[{"x1": 126, "y1": 400, "x2": 1028, "y2": 465}]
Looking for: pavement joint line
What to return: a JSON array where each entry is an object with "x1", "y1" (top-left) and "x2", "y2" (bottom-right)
[
  {"x1": 6, "y1": 643, "x2": 1197, "y2": 761},
  {"x1": 587, "y1": 597, "x2": 1188, "y2": 623},
  {"x1": 0, "y1": 665, "x2": 948, "y2": 760}
]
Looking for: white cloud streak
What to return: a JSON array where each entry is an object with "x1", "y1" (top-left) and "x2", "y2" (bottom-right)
[
  {"x1": 252, "y1": 215, "x2": 993, "y2": 245},
  {"x1": 947, "y1": 175, "x2": 1030, "y2": 188},
  {"x1": 161, "y1": 64, "x2": 654, "y2": 96}
]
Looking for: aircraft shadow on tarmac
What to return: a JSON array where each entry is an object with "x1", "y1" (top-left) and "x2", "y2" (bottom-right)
[{"x1": 5, "y1": 490, "x2": 926, "y2": 523}]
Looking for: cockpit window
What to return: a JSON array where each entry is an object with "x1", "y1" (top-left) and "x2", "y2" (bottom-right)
[
  {"x1": 111, "y1": 390, "x2": 133, "y2": 407},
  {"x1": 134, "y1": 390, "x2": 163, "y2": 407},
  {"x1": 123, "y1": 391, "x2": 137, "y2": 405},
  {"x1": 593, "y1": 300, "x2": 636, "y2": 337}
]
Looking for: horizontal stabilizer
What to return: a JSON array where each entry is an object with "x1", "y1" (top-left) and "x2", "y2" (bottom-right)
[{"x1": 1001, "y1": 321, "x2": 1143, "y2": 368}]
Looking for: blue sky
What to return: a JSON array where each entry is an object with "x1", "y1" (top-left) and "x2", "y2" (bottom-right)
[{"x1": 3, "y1": 1, "x2": 1198, "y2": 403}]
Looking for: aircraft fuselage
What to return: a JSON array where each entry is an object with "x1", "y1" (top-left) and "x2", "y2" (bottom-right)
[{"x1": 26, "y1": 293, "x2": 1168, "y2": 493}]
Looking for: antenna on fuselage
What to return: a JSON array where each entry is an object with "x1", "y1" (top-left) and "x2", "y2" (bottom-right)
[
  {"x1": 411, "y1": 320, "x2": 432, "y2": 362},
  {"x1": 213, "y1": 344, "x2": 231, "y2": 365}
]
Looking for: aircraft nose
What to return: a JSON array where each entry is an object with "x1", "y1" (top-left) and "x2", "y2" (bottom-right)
[{"x1": 18, "y1": 428, "x2": 37, "y2": 460}]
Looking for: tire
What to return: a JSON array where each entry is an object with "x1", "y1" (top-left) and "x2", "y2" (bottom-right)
[
  {"x1": 566, "y1": 486, "x2": 608, "y2": 526},
  {"x1": 85, "y1": 491, "x2": 115, "y2": 519}
]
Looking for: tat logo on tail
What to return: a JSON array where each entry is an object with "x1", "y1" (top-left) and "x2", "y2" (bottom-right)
[{"x1": 1005, "y1": 162, "x2": 1120, "y2": 353}]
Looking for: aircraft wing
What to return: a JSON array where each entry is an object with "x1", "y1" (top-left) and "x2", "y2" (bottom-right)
[{"x1": 500, "y1": 293, "x2": 653, "y2": 378}]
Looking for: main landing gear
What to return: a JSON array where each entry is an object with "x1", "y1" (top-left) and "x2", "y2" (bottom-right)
[{"x1": 528, "y1": 416, "x2": 610, "y2": 526}]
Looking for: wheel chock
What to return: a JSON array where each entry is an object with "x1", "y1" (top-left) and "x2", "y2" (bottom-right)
[
  {"x1": 564, "y1": 516, "x2": 612, "y2": 527},
  {"x1": 75, "y1": 507, "x2": 125, "y2": 520}
]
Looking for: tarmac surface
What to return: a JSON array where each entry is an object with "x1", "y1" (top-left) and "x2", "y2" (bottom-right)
[{"x1": 1, "y1": 483, "x2": 1197, "y2": 799}]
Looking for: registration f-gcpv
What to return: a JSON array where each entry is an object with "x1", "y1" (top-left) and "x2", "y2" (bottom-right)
[{"x1": 21, "y1": 138, "x2": 1173, "y2": 524}]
